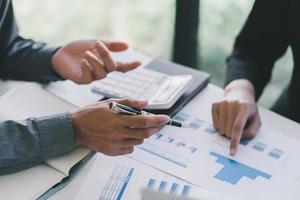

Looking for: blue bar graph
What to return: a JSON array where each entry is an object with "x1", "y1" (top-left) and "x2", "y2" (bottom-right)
[
  {"x1": 189, "y1": 119, "x2": 204, "y2": 129},
  {"x1": 190, "y1": 147, "x2": 197, "y2": 154},
  {"x1": 252, "y1": 142, "x2": 267, "y2": 152},
  {"x1": 174, "y1": 112, "x2": 190, "y2": 122},
  {"x1": 182, "y1": 185, "x2": 191, "y2": 196},
  {"x1": 99, "y1": 166, "x2": 134, "y2": 200},
  {"x1": 158, "y1": 181, "x2": 168, "y2": 192},
  {"x1": 147, "y1": 178, "x2": 191, "y2": 197},
  {"x1": 168, "y1": 138, "x2": 175, "y2": 143},
  {"x1": 147, "y1": 178, "x2": 156, "y2": 189},
  {"x1": 177, "y1": 142, "x2": 186, "y2": 147},
  {"x1": 156, "y1": 133, "x2": 163, "y2": 140},
  {"x1": 268, "y1": 148, "x2": 284, "y2": 159},
  {"x1": 170, "y1": 183, "x2": 179, "y2": 194},
  {"x1": 240, "y1": 139, "x2": 251, "y2": 146},
  {"x1": 137, "y1": 145, "x2": 188, "y2": 168},
  {"x1": 210, "y1": 151, "x2": 272, "y2": 185},
  {"x1": 205, "y1": 125, "x2": 218, "y2": 134},
  {"x1": 137, "y1": 132, "x2": 198, "y2": 167}
]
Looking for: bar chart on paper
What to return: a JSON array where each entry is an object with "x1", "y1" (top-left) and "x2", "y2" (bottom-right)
[
  {"x1": 75, "y1": 155, "x2": 200, "y2": 200},
  {"x1": 209, "y1": 152, "x2": 272, "y2": 185},
  {"x1": 131, "y1": 109, "x2": 300, "y2": 199},
  {"x1": 136, "y1": 132, "x2": 198, "y2": 168},
  {"x1": 99, "y1": 166, "x2": 134, "y2": 200},
  {"x1": 146, "y1": 178, "x2": 191, "y2": 197}
]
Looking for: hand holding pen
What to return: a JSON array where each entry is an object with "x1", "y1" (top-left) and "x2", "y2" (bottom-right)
[
  {"x1": 109, "y1": 102, "x2": 189, "y2": 128},
  {"x1": 72, "y1": 99, "x2": 170, "y2": 156}
]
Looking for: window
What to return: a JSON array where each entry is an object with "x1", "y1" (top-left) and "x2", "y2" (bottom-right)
[{"x1": 14, "y1": 0, "x2": 293, "y2": 108}]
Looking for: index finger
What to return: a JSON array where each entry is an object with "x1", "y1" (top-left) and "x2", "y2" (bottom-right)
[
  {"x1": 102, "y1": 41, "x2": 128, "y2": 52},
  {"x1": 230, "y1": 111, "x2": 248, "y2": 156},
  {"x1": 115, "y1": 61, "x2": 141, "y2": 73},
  {"x1": 123, "y1": 114, "x2": 170, "y2": 129},
  {"x1": 95, "y1": 42, "x2": 116, "y2": 73}
]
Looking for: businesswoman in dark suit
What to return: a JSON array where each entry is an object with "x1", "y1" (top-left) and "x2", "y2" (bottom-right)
[{"x1": 211, "y1": 0, "x2": 300, "y2": 155}]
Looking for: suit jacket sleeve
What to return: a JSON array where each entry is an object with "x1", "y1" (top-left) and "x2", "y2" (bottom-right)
[
  {"x1": 0, "y1": 0, "x2": 63, "y2": 83},
  {"x1": 0, "y1": 113, "x2": 75, "y2": 175},
  {"x1": 225, "y1": 0, "x2": 289, "y2": 99}
]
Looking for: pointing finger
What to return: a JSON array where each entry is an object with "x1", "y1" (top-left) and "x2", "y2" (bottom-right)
[{"x1": 230, "y1": 110, "x2": 249, "y2": 156}]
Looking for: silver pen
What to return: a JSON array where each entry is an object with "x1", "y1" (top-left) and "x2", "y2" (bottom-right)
[{"x1": 109, "y1": 102, "x2": 190, "y2": 128}]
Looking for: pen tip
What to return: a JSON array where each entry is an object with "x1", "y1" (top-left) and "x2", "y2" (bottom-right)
[{"x1": 182, "y1": 123, "x2": 190, "y2": 128}]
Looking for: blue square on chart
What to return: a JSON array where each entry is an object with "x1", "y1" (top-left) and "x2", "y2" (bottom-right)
[
  {"x1": 205, "y1": 125, "x2": 218, "y2": 134},
  {"x1": 174, "y1": 112, "x2": 190, "y2": 122},
  {"x1": 252, "y1": 142, "x2": 267, "y2": 152},
  {"x1": 268, "y1": 148, "x2": 284, "y2": 159},
  {"x1": 189, "y1": 119, "x2": 204, "y2": 129},
  {"x1": 240, "y1": 139, "x2": 251, "y2": 146}
]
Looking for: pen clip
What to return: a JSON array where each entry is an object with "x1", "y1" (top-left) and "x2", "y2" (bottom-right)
[{"x1": 109, "y1": 102, "x2": 137, "y2": 115}]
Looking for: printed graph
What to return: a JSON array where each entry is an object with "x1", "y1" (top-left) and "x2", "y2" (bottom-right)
[
  {"x1": 252, "y1": 142, "x2": 267, "y2": 152},
  {"x1": 268, "y1": 148, "x2": 284, "y2": 159},
  {"x1": 137, "y1": 133, "x2": 198, "y2": 168},
  {"x1": 210, "y1": 152, "x2": 272, "y2": 185},
  {"x1": 147, "y1": 178, "x2": 191, "y2": 197},
  {"x1": 99, "y1": 166, "x2": 134, "y2": 200}
]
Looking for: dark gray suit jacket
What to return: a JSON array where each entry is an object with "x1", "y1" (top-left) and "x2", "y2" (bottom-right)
[
  {"x1": 226, "y1": 0, "x2": 300, "y2": 123},
  {"x1": 0, "y1": 0, "x2": 74, "y2": 175}
]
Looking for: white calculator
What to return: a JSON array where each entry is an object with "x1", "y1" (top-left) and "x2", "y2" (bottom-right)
[{"x1": 91, "y1": 68, "x2": 192, "y2": 109}]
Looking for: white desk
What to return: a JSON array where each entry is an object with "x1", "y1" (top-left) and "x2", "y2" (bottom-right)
[{"x1": 1, "y1": 70, "x2": 300, "y2": 199}]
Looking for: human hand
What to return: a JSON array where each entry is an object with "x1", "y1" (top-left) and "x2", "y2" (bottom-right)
[
  {"x1": 211, "y1": 80, "x2": 261, "y2": 155},
  {"x1": 51, "y1": 40, "x2": 141, "y2": 84},
  {"x1": 71, "y1": 99, "x2": 170, "y2": 156}
]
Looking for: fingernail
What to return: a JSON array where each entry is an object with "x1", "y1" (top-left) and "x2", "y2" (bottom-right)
[
  {"x1": 230, "y1": 148, "x2": 236, "y2": 156},
  {"x1": 158, "y1": 115, "x2": 171, "y2": 123},
  {"x1": 95, "y1": 41, "x2": 101, "y2": 48},
  {"x1": 139, "y1": 100, "x2": 148, "y2": 104},
  {"x1": 133, "y1": 61, "x2": 142, "y2": 66}
]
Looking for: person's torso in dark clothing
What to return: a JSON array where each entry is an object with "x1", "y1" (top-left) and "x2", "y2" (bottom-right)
[
  {"x1": 0, "y1": 0, "x2": 61, "y2": 82},
  {"x1": 272, "y1": 0, "x2": 300, "y2": 123},
  {"x1": 0, "y1": 0, "x2": 18, "y2": 59},
  {"x1": 226, "y1": 0, "x2": 300, "y2": 124}
]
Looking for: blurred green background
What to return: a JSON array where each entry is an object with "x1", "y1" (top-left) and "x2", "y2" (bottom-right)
[{"x1": 13, "y1": 0, "x2": 293, "y2": 108}]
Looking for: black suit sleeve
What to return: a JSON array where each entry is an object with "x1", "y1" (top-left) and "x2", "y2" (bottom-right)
[
  {"x1": 0, "y1": 0, "x2": 63, "y2": 83},
  {"x1": 225, "y1": 0, "x2": 289, "y2": 99}
]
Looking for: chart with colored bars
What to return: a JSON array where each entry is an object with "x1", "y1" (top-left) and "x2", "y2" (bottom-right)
[
  {"x1": 99, "y1": 166, "x2": 134, "y2": 200},
  {"x1": 146, "y1": 178, "x2": 191, "y2": 197},
  {"x1": 175, "y1": 111, "x2": 285, "y2": 160},
  {"x1": 136, "y1": 132, "x2": 198, "y2": 168},
  {"x1": 241, "y1": 139, "x2": 285, "y2": 160},
  {"x1": 173, "y1": 112, "x2": 218, "y2": 134},
  {"x1": 210, "y1": 151, "x2": 272, "y2": 185}
]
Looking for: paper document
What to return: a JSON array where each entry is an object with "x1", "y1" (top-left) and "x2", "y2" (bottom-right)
[
  {"x1": 129, "y1": 94, "x2": 300, "y2": 200},
  {"x1": 0, "y1": 165, "x2": 64, "y2": 200},
  {"x1": 45, "y1": 80, "x2": 103, "y2": 108},
  {"x1": 0, "y1": 83, "x2": 76, "y2": 121},
  {"x1": 75, "y1": 155, "x2": 238, "y2": 200}
]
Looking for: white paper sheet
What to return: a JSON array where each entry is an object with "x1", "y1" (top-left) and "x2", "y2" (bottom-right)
[
  {"x1": 0, "y1": 83, "x2": 76, "y2": 121},
  {"x1": 75, "y1": 155, "x2": 238, "y2": 200},
  {"x1": 0, "y1": 165, "x2": 64, "y2": 200},
  {"x1": 129, "y1": 94, "x2": 300, "y2": 200},
  {"x1": 45, "y1": 80, "x2": 103, "y2": 108},
  {"x1": 46, "y1": 147, "x2": 91, "y2": 176}
]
